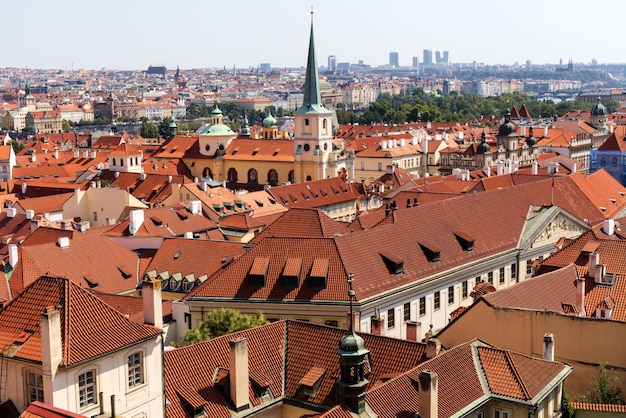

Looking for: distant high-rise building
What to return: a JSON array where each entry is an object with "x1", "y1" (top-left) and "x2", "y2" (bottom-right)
[
  {"x1": 328, "y1": 55, "x2": 337, "y2": 72},
  {"x1": 442, "y1": 51, "x2": 449, "y2": 64},
  {"x1": 412, "y1": 56, "x2": 419, "y2": 67},
  {"x1": 435, "y1": 51, "x2": 449, "y2": 65},
  {"x1": 526, "y1": 60, "x2": 532, "y2": 68},
  {"x1": 389, "y1": 51, "x2": 399, "y2": 67},
  {"x1": 423, "y1": 49, "x2": 433, "y2": 66},
  {"x1": 259, "y1": 63, "x2": 271, "y2": 72}
]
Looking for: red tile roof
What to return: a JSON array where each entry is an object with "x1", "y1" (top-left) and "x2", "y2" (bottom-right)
[
  {"x1": 570, "y1": 402, "x2": 626, "y2": 413},
  {"x1": 0, "y1": 276, "x2": 160, "y2": 367},
  {"x1": 267, "y1": 177, "x2": 359, "y2": 210},
  {"x1": 20, "y1": 401, "x2": 87, "y2": 418}
]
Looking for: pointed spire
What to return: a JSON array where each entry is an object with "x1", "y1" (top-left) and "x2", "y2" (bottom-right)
[{"x1": 301, "y1": 9, "x2": 323, "y2": 110}]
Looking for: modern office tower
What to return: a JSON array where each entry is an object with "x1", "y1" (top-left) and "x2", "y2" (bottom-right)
[
  {"x1": 328, "y1": 55, "x2": 337, "y2": 72},
  {"x1": 389, "y1": 51, "x2": 399, "y2": 66},
  {"x1": 412, "y1": 56, "x2": 419, "y2": 67},
  {"x1": 526, "y1": 60, "x2": 532, "y2": 68},
  {"x1": 259, "y1": 63, "x2": 271, "y2": 72},
  {"x1": 436, "y1": 51, "x2": 442, "y2": 64},
  {"x1": 423, "y1": 49, "x2": 433, "y2": 66},
  {"x1": 442, "y1": 50, "x2": 449, "y2": 64},
  {"x1": 435, "y1": 51, "x2": 449, "y2": 65}
]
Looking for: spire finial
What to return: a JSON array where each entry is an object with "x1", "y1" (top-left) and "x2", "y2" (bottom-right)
[
  {"x1": 311, "y1": 5, "x2": 314, "y2": 15},
  {"x1": 347, "y1": 272, "x2": 355, "y2": 334}
]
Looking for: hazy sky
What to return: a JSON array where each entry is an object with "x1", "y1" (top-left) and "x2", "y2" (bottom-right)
[{"x1": 6, "y1": 0, "x2": 625, "y2": 71}]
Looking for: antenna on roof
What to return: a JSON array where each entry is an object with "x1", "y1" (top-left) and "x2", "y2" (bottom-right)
[{"x1": 347, "y1": 272, "x2": 355, "y2": 334}]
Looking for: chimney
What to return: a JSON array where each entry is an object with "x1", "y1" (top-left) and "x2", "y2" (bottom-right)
[
  {"x1": 31, "y1": 151, "x2": 36, "y2": 162},
  {"x1": 482, "y1": 166, "x2": 491, "y2": 177},
  {"x1": 21, "y1": 182, "x2": 27, "y2": 195},
  {"x1": 189, "y1": 200, "x2": 202, "y2": 215},
  {"x1": 91, "y1": 150, "x2": 96, "y2": 159},
  {"x1": 229, "y1": 338, "x2": 249, "y2": 412},
  {"x1": 184, "y1": 232, "x2": 193, "y2": 239},
  {"x1": 142, "y1": 279, "x2": 163, "y2": 328},
  {"x1": 73, "y1": 149, "x2": 79, "y2": 159},
  {"x1": 542, "y1": 333, "x2": 555, "y2": 361},
  {"x1": 26, "y1": 209, "x2": 34, "y2": 220},
  {"x1": 603, "y1": 218, "x2": 615, "y2": 236},
  {"x1": 418, "y1": 371, "x2": 438, "y2": 418},
  {"x1": 41, "y1": 306, "x2": 62, "y2": 405},
  {"x1": 8, "y1": 244, "x2": 18, "y2": 268},
  {"x1": 572, "y1": 162, "x2": 577, "y2": 173},
  {"x1": 405, "y1": 320, "x2": 421, "y2": 342},
  {"x1": 129, "y1": 209, "x2": 144, "y2": 236},
  {"x1": 82, "y1": 150, "x2": 88, "y2": 159},
  {"x1": 54, "y1": 149, "x2": 59, "y2": 159},
  {"x1": 7, "y1": 207, "x2": 16, "y2": 218},
  {"x1": 531, "y1": 160, "x2": 538, "y2": 175},
  {"x1": 425, "y1": 338, "x2": 441, "y2": 359},
  {"x1": 370, "y1": 314, "x2": 384, "y2": 336},
  {"x1": 57, "y1": 237, "x2": 70, "y2": 248},
  {"x1": 386, "y1": 165, "x2": 394, "y2": 175},
  {"x1": 139, "y1": 172, "x2": 147, "y2": 181},
  {"x1": 544, "y1": 126, "x2": 549, "y2": 137},
  {"x1": 576, "y1": 276, "x2": 586, "y2": 316},
  {"x1": 520, "y1": 126, "x2": 527, "y2": 136}
]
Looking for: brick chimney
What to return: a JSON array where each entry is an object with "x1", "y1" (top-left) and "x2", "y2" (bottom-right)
[
  {"x1": 425, "y1": 338, "x2": 441, "y2": 359},
  {"x1": 542, "y1": 333, "x2": 554, "y2": 361},
  {"x1": 142, "y1": 279, "x2": 163, "y2": 328},
  {"x1": 405, "y1": 321, "x2": 421, "y2": 342},
  {"x1": 589, "y1": 252, "x2": 605, "y2": 284},
  {"x1": 40, "y1": 306, "x2": 62, "y2": 405},
  {"x1": 419, "y1": 370, "x2": 438, "y2": 418},
  {"x1": 229, "y1": 338, "x2": 249, "y2": 412},
  {"x1": 370, "y1": 311, "x2": 384, "y2": 336}
]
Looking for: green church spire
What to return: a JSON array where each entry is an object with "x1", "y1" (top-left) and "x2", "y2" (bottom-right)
[{"x1": 295, "y1": 10, "x2": 326, "y2": 114}]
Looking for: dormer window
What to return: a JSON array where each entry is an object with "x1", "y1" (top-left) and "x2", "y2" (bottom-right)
[
  {"x1": 248, "y1": 257, "x2": 270, "y2": 287},
  {"x1": 309, "y1": 258, "x2": 329, "y2": 288},
  {"x1": 419, "y1": 241, "x2": 441, "y2": 263}
]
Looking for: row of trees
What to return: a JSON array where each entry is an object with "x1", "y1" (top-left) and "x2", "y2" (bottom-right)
[{"x1": 336, "y1": 89, "x2": 620, "y2": 125}]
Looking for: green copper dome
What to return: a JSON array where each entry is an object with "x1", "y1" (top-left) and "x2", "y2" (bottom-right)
[
  {"x1": 211, "y1": 104, "x2": 223, "y2": 116},
  {"x1": 263, "y1": 112, "x2": 276, "y2": 128},
  {"x1": 591, "y1": 97, "x2": 607, "y2": 116},
  {"x1": 202, "y1": 124, "x2": 234, "y2": 136},
  {"x1": 339, "y1": 331, "x2": 366, "y2": 354}
]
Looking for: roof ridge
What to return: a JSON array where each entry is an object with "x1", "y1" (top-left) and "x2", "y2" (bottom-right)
[{"x1": 503, "y1": 349, "x2": 531, "y2": 399}]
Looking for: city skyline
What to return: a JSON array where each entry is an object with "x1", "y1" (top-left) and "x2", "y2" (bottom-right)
[{"x1": 6, "y1": 0, "x2": 626, "y2": 71}]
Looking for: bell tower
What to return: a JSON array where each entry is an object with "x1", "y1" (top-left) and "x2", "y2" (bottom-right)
[{"x1": 293, "y1": 10, "x2": 334, "y2": 182}]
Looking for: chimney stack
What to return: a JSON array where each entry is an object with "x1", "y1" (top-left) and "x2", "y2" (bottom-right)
[
  {"x1": 229, "y1": 338, "x2": 249, "y2": 412},
  {"x1": 41, "y1": 306, "x2": 62, "y2": 405},
  {"x1": 405, "y1": 321, "x2": 421, "y2": 342},
  {"x1": 129, "y1": 209, "x2": 144, "y2": 236},
  {"x1": 8, "y1": 243, "x2": 18, "y2": 268},
  {"x1": 142, "y1": 279, "x2": 163, "y2": 328},
  {"x1": 425, "y1": 338, "x2": 441, "y2": 359},
  {"x1": 419, "y1": 371, "x2": 438, "y2": 418},
  {"x1": 531, "y1": 160, "x2": 538, "y2": 175},
  {"x1": 603, "y1": 218, "x2": 615, "y2": 236},
  {"x1": 542, "y1": 333, "x2": 555, "y2": 361},
  {"x1": 370, "y1": 313, "x2": 384, "y2": 336},
  {"x1": 576, "y1": 276, "x2": 586, "y2": 316}
]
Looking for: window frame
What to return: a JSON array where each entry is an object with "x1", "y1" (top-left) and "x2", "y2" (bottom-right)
[
  {"x1": 403, "y1": 302, "x2": 410, "y2": 322},
  {"x1": 499, "y1": 267, "x2": 505, "y2": 284},
  {"x1": 487, "y1": 271, "x2": 493, "y2": 284},
  {"x1": 387, "y1": 308, "x2": 395, "y2": 329},
  {"x1": 127, "y1": 351, "x2": 144, "y2": 390},
  {"x1": 77, "y1": 369, "x2": 97, "y2": 410},
  {"x1": 26, "y1": 370, "x2": 44, "y2": 405},
  {"x1": 448, "y1": 286, "x2": 454, "y2": 304},
  {"x1": 462, "y1": 281, "x2": 468, "y2": 299},
  {"x1": 419, "y1": 297, "x2": 426, "y2": 316},
  {"x1": 434, "y1": 291, "x2": 440, "y2": 310}
]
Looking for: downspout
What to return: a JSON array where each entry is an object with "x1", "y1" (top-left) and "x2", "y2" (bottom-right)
[{"x1": 161, "y1": 333, "x2": 166, "y2": 418}]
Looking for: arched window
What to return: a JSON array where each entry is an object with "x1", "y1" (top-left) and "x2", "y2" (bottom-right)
[
  {"x1": 248, "y1": 168, "x2": 258, "y2": 185},
  {"x1": 120, "y1": 158, "x2": 124, "y2": 166},
  {"x1": 288, "y1": 170, "x2": 295, "y2": 184},
  {"x1": 112, "y1": 158, "x2": 116, "y2": 166},
  {"x1": 600, "y1": 158, "x2": 606, "y2": 167},
  {"x1": 612, "y1": 157, "x2": 618, "y2": 167},
  {"x1": 268, "y1": 169, "x2": 278, "y2": 186},
  {"x1": 202, "y1": 167, "x2": 213, "y2": 180},
  {"x1": 227, "y1": 168, "x2": 238, "y2": 184}
]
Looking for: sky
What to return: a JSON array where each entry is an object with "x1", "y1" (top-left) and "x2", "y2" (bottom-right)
[{"x1": 5, "y1": 0, "x2": 626, "y2": 71}]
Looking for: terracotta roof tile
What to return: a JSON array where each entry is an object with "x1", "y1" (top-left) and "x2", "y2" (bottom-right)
[{"x1": 0, "y1": 276, "x2": 160, "y2": 366}]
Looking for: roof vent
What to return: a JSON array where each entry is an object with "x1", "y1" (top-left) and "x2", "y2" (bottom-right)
[
  {"x1": 57, "y1": 236, "x2": 70, "y2": 248},
  {"x1": 25, "y1": 209, "x2": 34, "y2": 220},
  {"x1": 6, "y1": 207, "x2": 16, "y2": 218}
]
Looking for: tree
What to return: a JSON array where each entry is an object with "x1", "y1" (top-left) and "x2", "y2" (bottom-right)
[
  {"x1": 62, "y1": 120, "x2": 72, "y2": 132},
  {"x1": 140, "y1": 119, "x2": 159, "y2": 138},
  {"x1": 584, "y1": 362, "x2": 623, "y2": 404},
  {"x1": 159, "y1": 117, "x2": 174, "y2": 138},
  {"x1": 180, "y1": 308, "x2": 268, "y2": 346}
]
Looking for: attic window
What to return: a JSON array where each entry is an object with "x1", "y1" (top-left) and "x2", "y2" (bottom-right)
[
  {"x1": 118, "y1": 266, "x2": 132, "y2": 279},
  {"x1": 231, "y1": 148, "x2": 239, "y2": 155},
  {"x1": 610, "y1": 198, "x2": 617, "y2": 206},
  {"x1": 282, "y1": 258, "x2": 302, "y2": 287},
  {"x1": 248, "y1": 257, "x2": 270, "y2": 287},
  {"x1": 379, "y1": 251, "x2": 404, "y2": 275},
  {"x1": 84, "y1": 277, "x2": 99, "y2": 289},
  {"x1": 252, "y1": 148, "x2": 259, "y2": 156},
  {"x1": 273, "y1": 150, "x2": 279, "y2": 156},
  {"x1": 151, "y1": 216, "x2": 163, "y2": 226},
  {"x1": 419, "y1": 241, "x2": 441, "y2": 263},
  {"x1": 453, "y1": 231, "x2": 475, "y2": 252},
  {"x1": 289, "y1": 194, "x2": 298, "y2": 203},
  {"x1": 331, "y1": 187, "x2": 339, "y2": 195},
  {"x1": 581, "y1": 242, "x2": 600, "y2": 254},
  {"x1": 309, "y1": 258, "x2": 329, "y2": 288},
  {"x1": 599, "y1": 207, "x2": 606, "y2": 213},
  {"x1": 301, "y1": 192, "x2": 310, "y2": 201},
  {"x1": 176, "y1": 210, "x2": 189, "y2": 220},
  {"x1": 298, "y1": 367, "x2": 325, "y2": 397}
]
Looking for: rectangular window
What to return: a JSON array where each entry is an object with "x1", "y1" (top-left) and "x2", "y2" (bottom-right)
[
  {"x1": 378, "y1": 163, "x2": 382, "y2": 171},
  {"x1": 488, "y1": 272, "x2": 493, "y2": 284},
  {"x1": 499, "y1": 267, "x2": 505, "y2": 284},
  {"x1": 78, "y1": 370, "x2": 97, "y2": 409},
  {"x1": 324, "y1": 320, "x2": 338, "y2": 327},
  {"x1": 495, "y1": 409, "x2": 510, "y2": 418},
  {"x1": 462, "y1": 281, "x2": 468, "y2": 299},
  {"x1": 526, "y1": 259, "x2": 533, "y2": 276},
  {"x1": 434, "y1": 291, "x2": 440, "y2": 310},
  {"x1": 128, "y1": 352, "x2": 144, "y2": 388},
  {"x1": 27, "y1": 372, "x2": 43, "y2": 404},
  {"x1": 419, "y1": 297, "x2": 426, "y2": 316},
  {"x1": 511, "y1": 263, "x2": 517, "y2": 281},
  {"x1": 476, "y1": 275, "x2": 481, "y2": 284},
  {"x1": 387, "y1": 308, "x2": 395, "y2": 329},
  {"x1": 403, "y1": 302, "x2": 410, "y2": 322},
  {"x1": 448, "y1": 286, "x2": 454, "y2": 304}
]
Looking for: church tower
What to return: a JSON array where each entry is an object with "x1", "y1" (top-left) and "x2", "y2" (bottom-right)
[
  {"x1": 293, "y1": 11, "x2": 334, "y2": 182},
  {"x1": 590, "y1": 97, "x2": 609, "y2": 132},
  {"x1": 496, "y1": 109, "x2": 520, "y2": 161},
  {"x1": 335, "y1": 277, "x2": 370, "y2": 414}
]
